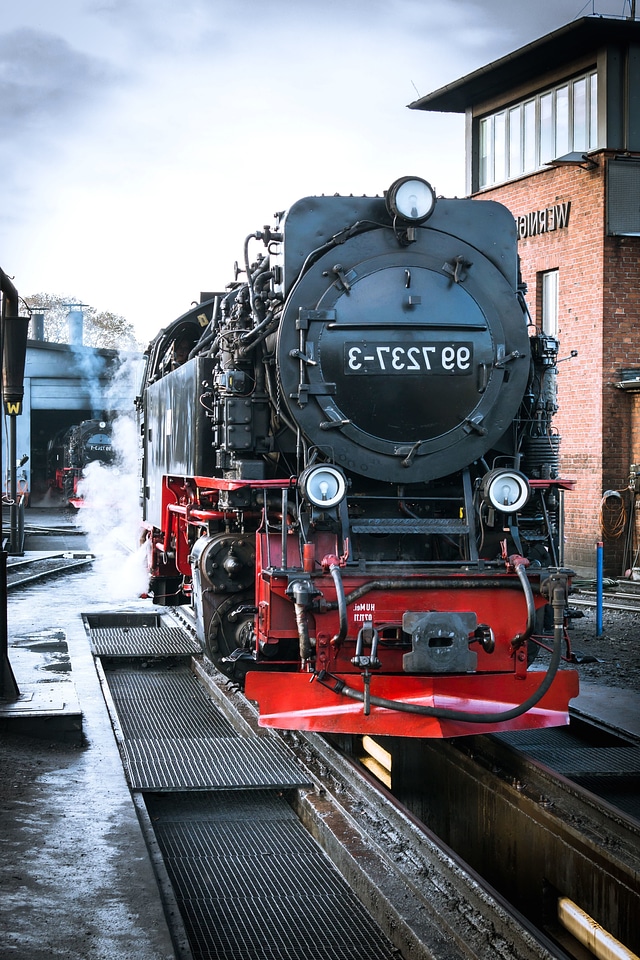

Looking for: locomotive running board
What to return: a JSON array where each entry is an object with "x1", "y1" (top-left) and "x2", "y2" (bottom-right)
[{"x1": 244, "y1": 670, "x2": 580, "y2": 739}]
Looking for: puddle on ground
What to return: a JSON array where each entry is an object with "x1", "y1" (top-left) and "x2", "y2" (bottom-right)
[
  {"x1": 12, "y1": 630, "x2": 67, "y2": 651},
  {"x1": 10, "y1": 630, "x2": 71, "y2": 678}
]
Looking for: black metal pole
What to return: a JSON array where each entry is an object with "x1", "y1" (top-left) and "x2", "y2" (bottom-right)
[
  {"x1": 0, "y1": 551, "x2": 18, "y2": 699},
  {"x1": 9, "y1": 414, "x2": 19, "y2": 555},
  {"x1": 0, "y1": 268, "x2": 20, "y2": 699}
]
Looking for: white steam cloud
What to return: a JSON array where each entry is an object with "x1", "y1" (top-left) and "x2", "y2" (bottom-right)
[{"x1": 74, "y1": 353, "x2": 150, "y2": 601}]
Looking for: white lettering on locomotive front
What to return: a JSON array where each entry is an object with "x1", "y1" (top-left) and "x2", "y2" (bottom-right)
[
  {"x1": 353, "y1": 601, "x2": 376, "y2": 623},
  {"x1": 346, "y1": 343, "x2": 473, "y2": 374}
]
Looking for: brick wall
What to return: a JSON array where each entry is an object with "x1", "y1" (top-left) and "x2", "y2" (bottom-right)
[
  {"x1": 602, "y1": 235, "x2": 640, "y2": 571},
  {"x1": 477, "y1": 155, "x2": 640, "y2": 575}
]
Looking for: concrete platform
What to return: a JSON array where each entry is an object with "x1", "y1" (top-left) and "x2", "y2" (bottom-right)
[
  {"x1": 572, "y1": 681, "x2": 640, "y2": 741},
  {"x1": 1, "y1": 505, "x2": 90, "y2": 739},
  {"x1": 3, "y1": 498, "x2": 86, "y2": 550},
  {"x1": 0, "y1": 678, "x2": 82, "y2": 741},
  {"x1": 0, "y1": 508, "x2": 179, "y2": 960}
]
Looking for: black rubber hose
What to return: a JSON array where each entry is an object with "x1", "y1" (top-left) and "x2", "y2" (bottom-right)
[
  {"x1": 329, "y1": 562, "x2": 348, "y2": 644},
  {"x1": 513, "y1": 559, "x2": 537, "y2": 644},
  {"x1": 319, "y1": 569, "x2": 567, "y2": 724},
  {"x1": 320, "y1": 623, "x2": 562, "y2": 722}
]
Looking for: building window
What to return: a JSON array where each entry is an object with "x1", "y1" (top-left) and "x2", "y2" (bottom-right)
[
  {"x1": 555, "y1": 85, "x2": 569, "y2": 157},
  {"x1": 573, "y1": 76, "x2": 587, "y2": 150},
  {"x1": 523, "y1": 99, "x2": 536, "y2": 170},
  {"x1": 539, "y1": 92, "x2": 554, "y2": 167},
  {"x1": 478, "y1": 70, "x2": 598, "y2": 188},
  {"x1": 541, "y1": 270, "x2": 559, "y2": 338}
]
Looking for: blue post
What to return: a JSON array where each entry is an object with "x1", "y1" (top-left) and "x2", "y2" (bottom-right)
[{"x1": 596, "y1": 541, "x2": 604, "y2": 638}]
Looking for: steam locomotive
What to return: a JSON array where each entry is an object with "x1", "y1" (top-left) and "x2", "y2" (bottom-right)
[
  {"x1": 48, "y1": 418, "x2": 114, "y2": 506},
  {"x1": 138, "y1": 176, "x2": 578, "y2": 738}
]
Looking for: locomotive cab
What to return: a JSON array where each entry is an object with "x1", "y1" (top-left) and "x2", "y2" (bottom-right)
[{"x1": 139, "y1": 177, "x2": 578, "y2": 738}]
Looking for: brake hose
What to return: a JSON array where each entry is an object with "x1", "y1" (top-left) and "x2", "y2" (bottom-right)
[
  {"x1": 324, "y1": 555, "x2": 348, "y2": 645},
  {"x1": 316, "y1": 570, "x2": 569, "y2": 724}
]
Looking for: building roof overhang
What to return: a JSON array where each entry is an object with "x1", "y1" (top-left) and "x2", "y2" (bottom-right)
[{"x1": 409, "y1": 16, "x2": 640, "y2": 114}]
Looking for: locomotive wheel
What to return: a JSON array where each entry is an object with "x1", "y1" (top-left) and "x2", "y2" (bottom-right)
[
  {"x1": 527, "y1": 638, "x2": 541, "y2": 665},
  {"x1": 204, "y1": 593, "x2": 255, "y2": 681}
]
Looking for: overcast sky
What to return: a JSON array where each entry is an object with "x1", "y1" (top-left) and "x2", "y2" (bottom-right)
[{"x1": 0, "y1": 0, "x2": 634, "y2": 343}]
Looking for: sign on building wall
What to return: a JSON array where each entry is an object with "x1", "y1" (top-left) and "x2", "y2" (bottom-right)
[{"x1": 516, "y1": 202, "x2": 571, "y2": 239}]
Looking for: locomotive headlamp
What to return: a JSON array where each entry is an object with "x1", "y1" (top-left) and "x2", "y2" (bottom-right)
[
  {"x1": 299, "y1": 464, "x2": 347, "y2": 509},
  {"x1": 481, "y1": 469, "x2": 530, "y2": 513},
  {"x1": 386, "y1": 176, "x2": 436, "y2": 223}
]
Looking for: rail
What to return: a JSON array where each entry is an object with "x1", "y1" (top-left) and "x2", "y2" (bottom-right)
[{"x1": 351, "y1": 722, "x2": 640, "y2": 959}]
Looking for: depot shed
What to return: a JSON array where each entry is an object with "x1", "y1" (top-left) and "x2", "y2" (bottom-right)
[{"x1": 3, "y1": 339, "x2": 141, "y2": 501}]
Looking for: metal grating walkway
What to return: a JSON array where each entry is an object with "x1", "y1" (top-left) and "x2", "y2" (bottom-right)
[
  {"x1": 520, "y1": 745, "x2": 640, "y2": 779},
  {"x1": 495, "y1": 726, "x2": 640, "y2": 819},
  {"x1": 89, "y1": 624, "x2": 201, "y2": 657},
  {"x1": 495, "y1": 727, "x2": 640, "y2": 777},
  {"x1": 104, "y1": 664, "x2": 310, "y2": 791},
  {"x1": 90, "y1": 615, "x2": 398, "y2": 960},
  {"x1": 146, "y1": 790, "x2": 399, "y2": 960}
]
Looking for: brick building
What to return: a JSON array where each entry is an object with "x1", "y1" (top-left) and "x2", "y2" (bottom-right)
[{"x1": 411, "y1": 15, "x2": 640, "y2": 577}]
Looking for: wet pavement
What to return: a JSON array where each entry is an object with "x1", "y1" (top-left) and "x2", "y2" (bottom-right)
[{"x1": 0, "y1": 506, "x2": 177, "y2": 960}]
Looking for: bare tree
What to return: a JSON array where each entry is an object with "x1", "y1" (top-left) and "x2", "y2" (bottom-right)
[{"x1": 25, "y1": 293, "x2": 141, "y2": 350}]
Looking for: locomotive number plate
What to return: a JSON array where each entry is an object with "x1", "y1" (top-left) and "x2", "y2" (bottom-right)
[{"x1": 344, "y1": 342, "x2": 473, "y2": 375}]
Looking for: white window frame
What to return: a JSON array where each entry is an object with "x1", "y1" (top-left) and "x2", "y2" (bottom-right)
[
  {"x1": 541, "y1": 270, "x2": 559, "y2": 338},
  {"x1": 478, "y1": 70, "x2": 598, "y2": 188}
]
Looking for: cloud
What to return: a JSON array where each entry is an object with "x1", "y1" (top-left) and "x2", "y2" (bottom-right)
[
  {"x1": 0, "y1": 0, "x2": 634, "y2": 341},
  {"x1": 0, "y1": 26, "x2": 126, "y2": 232},
  {"x1": 0, "y1": 28, "x2": 123, "y2": 131}
]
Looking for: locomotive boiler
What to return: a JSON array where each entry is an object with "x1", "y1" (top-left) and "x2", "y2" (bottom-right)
[{"x1": 138, "y1": 176, "x2": 578, "y2": 738}]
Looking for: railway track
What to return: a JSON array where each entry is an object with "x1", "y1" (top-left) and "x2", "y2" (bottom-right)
[
  {"x1": 7, "y1": 549, "x2": 638, "y2": 959},
  {"x1": 354, "y1": 719, "x2": 640, "y2": 960},
  {"x1": 79, "y1": 605, "x2": 640, "y2": 960},
  {"x1": 84, "y1": 607, "x2": 584, "y2": 960},
  {"x1": 571, "y1": 579, "x2": 640, "y2": 613},
  {"x1": 6, "y1": 551, "x2": 95, "y2": 590}
]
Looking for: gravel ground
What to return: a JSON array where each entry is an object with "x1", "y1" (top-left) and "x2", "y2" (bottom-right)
[{"x1": 562, "y1": 599, "x2": 640, "y2": 693}]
